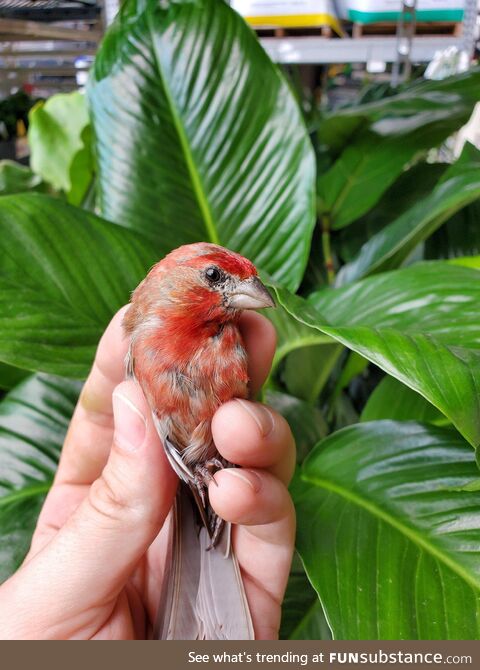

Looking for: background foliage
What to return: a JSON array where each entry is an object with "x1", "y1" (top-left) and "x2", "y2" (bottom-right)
[{"x1": 1, "y1": 0, "x2": 480, "y2": 640}]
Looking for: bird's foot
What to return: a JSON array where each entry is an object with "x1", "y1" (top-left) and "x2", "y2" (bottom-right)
[
  {"x1": 193, "y1": 458, "x2": 225, "y2": 486},
  {"x1": 192, "y1": 458, "x2": 224, "y2": 506}
]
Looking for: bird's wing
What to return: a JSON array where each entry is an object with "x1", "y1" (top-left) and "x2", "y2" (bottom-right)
[
  {"x1": 155, "y1": 425, "x2": 193, "y2": 484},
  {"x1": 155, "y1": 489, "x2": 202, "y2": 639},
  {"x1": 154, "y1": 428, "x2": 212, "y2": 533}
]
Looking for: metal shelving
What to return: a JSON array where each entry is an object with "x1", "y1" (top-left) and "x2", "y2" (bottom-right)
[
  {"x1": 0, "y1": 1, "x2": 102, "y2": 96},
  {"x1": 259, "y1": 0, "x2": 478, "y2": 65},
  {"x1": 0, "y1": 0, "x2": 100, "y2": 21},
  {"x1": 260, "y1": 34, "x2": 465, "y2": 64}
]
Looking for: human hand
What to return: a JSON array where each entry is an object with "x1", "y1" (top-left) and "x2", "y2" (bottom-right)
[{"x1": 0, "y1": 308, "x2": 296, "y2": 639}]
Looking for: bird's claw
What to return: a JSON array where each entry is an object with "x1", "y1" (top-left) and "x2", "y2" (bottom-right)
[
  {"x1": 193, "y1": 458, "x2": 225, "y2": 487},
  {"x1": 207, "y1": 515, "x2": 225, "y2": 551}
]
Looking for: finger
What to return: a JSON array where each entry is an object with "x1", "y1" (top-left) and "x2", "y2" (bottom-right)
[
  {"x1": 27, "y1": 482, "x2": 87, "y2": 559},
  {"x1": 239, "y1": 312, "x2": 276, "y2": 396},
  {"x1": 55, "y1": 306, "x2": 129, "y2": 486},
  {"x1": 209, "y1": 468, "x2": 295, "y2": 640},
  {"x1": 6, "y1": 382, "x2": 177, "y2": 638},
  {"x1": 212, "y1": 399, "x2": 296, "y2": 485}
]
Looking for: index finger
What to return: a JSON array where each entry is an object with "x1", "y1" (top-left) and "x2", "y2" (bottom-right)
[
  {"x1": 55, "y1": 306, "x2": 129, "y2": 486},
  {"x1": 239, "y1": 311, "x2": 276, "y2": 396}
]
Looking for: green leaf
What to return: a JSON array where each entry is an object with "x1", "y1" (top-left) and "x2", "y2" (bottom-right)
[
  {"x1": 325, "y1": 328, "x2": 480, "y2": 449},
  {"x1": 282, "y1": 344, "x2": 341, "y2": 404},
  {"x1": 311, "y1": 262, "x2": 480, "y2": 350},
  {"x1": 0, "y1": 193, "x2": 156, "y2": 377},
  {"x1": 318, "y1": 67, "x2": 480, "y2": 153},
  {"x1": 265, "y1": 302, "x2": 333, "y2": 374},
  {"x1": 338, "y1": 143, "x2": 480, "y2": 284},
  {"x1": 28, "y1": 92, "x2": 93, "y2": 206},
  {"x1": 280, "y1": 552, "x2": 331, "y2": 640},
  {"x1": 361, "y1": 375, "x2": 445, "y2": 424},
  {"x1": 88, "y1": 0, "x2": 315, "y2": 291},
  {"x1": 0, "y1": 363, "x2": 29, "y2": 391},
  {"x1": 318, "y1": 130, "x2": 437, "y2": 231},
  {"x1": 266, "y1": 390, "x2": 327, "y2": 463},
  {"x1": 337, "y1": 162, "x2": 447, "y2": 263},
  {"x1": 449, "y1": 255, "x2": 480, "y2": 270},
  {"x1": 425, "y1": 199, "x2": 480, "y2": 261},
  {"x1": 0, "y1": 160, "x2": 49, "y2": 196},
  {"x1": 296, "y1": 421, "x2": 480, "y2": 639},
  {"x1": 272, "y1": 283, "x2": 480, "y2": 448},
  {"x1": 0, "y1": 374, "x2": 81, "y2": 581}
]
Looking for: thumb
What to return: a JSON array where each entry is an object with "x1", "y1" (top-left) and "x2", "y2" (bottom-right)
[{"x1": 6, "y1": 382, "x2": 177, "y2": 631}]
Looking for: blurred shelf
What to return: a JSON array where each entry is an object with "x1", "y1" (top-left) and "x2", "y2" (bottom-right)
[
  {"x1": 259, "y1": 35, "x2": 465, "y2": 64},
  {"x1": 0, "y1": 18, "x2": 101, "y2": 42},
  {"x1": 0, "y1": 3, "x2": 102, "y2": 97},
  {"x1": 0, "y1": 1, "x2": 100, "y2": 22}
]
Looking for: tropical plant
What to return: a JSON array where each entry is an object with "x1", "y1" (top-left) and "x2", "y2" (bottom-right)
[{"x1": 1, "y1": 0, "x2": 480, "y2": 640}]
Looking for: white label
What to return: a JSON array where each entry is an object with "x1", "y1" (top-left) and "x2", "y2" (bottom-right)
[{"x1": 231, "y1": 0, "x2": 337, "y2": 19}]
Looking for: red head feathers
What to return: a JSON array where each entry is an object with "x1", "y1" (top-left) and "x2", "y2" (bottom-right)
[{"x1": 124, "y1": 243, "x2": 274, "y2": 340}]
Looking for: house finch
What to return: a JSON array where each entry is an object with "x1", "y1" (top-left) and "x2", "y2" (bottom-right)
[{"x1": 123, "y1": 242, "x2": 275, "y2": 639}]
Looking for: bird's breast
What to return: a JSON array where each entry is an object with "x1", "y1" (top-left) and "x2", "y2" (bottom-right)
[{"x1": 133, "y1": 322, "x2": 249, "y2": 452}]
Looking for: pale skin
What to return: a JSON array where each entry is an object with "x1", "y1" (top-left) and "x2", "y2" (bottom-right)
[{"x1": 0, "y1": 307, "x2": 296, "y2": 639}]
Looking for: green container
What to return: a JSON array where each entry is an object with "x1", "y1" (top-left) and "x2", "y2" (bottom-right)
[{"x1": 337, "y1": 1, "x2": 465, "y2": 24}]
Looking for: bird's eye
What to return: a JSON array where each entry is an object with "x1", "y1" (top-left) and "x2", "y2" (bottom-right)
[{"x1": 205, "y1": 266, "x2": 223, "y2": 284}]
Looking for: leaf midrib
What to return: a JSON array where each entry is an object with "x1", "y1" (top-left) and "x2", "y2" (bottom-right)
[
  {"x1": 303, "y1": 473, "x2": 480, "y2": 593},
  {"x1": 147, "y1": 13, "x2": 219, "y2": 246}
]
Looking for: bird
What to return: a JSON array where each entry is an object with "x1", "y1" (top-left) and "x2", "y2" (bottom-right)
[{"x1": 122, "y1": 242, "x2": 275, "y2": 639}]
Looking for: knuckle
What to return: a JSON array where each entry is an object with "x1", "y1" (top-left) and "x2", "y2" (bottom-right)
[{"x1": 88, "y1": 470, "x2": 138, "y2": 526}]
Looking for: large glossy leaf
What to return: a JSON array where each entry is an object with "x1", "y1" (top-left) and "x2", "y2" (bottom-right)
[
  {"x1": 361, "y1": 375, "x2": 445, "y2": 424},
  {"x1": 28, "y1": 92, "x2": 93, "y2": 206},
  {"x1": 0, "y1": 194, "x2": 156, "y2": 377},
  {"x1": 0, "y1": 363, "x2": 29, "y2": 391},
  {"x1": 280, "y1": 553, "x2": 331, "y2": 640},
  {"x1": 318, "y1": 129, "x2": 444, "y2": 231},
  {"x1": 337, "y1": 143, "x2": 480, "y2": 284},
  {"x1": 282, "y1": 344, "x2": 341, "y2": 404},
  {"x1": 264, "y1": 302, "x2": 333, "y2": 374},
  {"x1": 295, "y1": 421, "x2": 480, "y2": 639},
  {"x1": 0, "y1": 374, "x2": 80, "y2": 581},
  {"x1": 337, "y1": 162, "x2": 447, "y2": 264},
  {"x1": 449, "y1": 255, "x2": 480, "y2": 270},
  {"x1": 311, "y1": 262, "x2": 480, "y2": 349},
  {"x1": 271, "y1": 285, "x2": 480, "y2": 448},
  {"x1": 425, "y1": 199, "x2": 480, "y2": 261},
  {"x1": 0, "y1": 160, "x2": 49, "y2": 196},
  {"x1": 318, "y1": 67, "x2": 480, "y2": 153},
  {"x1": 88, "y1": 0, "x2": 315, "y2": 291}
]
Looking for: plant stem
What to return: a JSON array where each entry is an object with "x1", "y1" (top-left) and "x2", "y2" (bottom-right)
[{"x1": 321, "y1": 214, "x2": 335, "y2": 284}]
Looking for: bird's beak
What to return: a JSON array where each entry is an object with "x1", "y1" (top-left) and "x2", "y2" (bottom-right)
[{"x1": 229, "y1": 276, "x2": 275, "y2": 310}]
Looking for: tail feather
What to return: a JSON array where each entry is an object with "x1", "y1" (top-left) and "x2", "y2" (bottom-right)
[
  {"x1": 197, "y1": 526, "x2": 254, "y2": 640},
  {"x1": 155, "y1": 487, "x2": 254, "y2": 640},
  {"x1": 155, "y1": 492, "x2": 201, "y2": 639}
]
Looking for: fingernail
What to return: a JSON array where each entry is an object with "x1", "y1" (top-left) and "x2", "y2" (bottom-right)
[
  {"x1": 235, "y1": 399, "x2": 274, "y2": 437},
  {"x1": 112, "y1": 392, "x2": 146, "y2": 452},
  {"x1": 223, "y1": 468, "x2": 262, "y2": 493}
]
